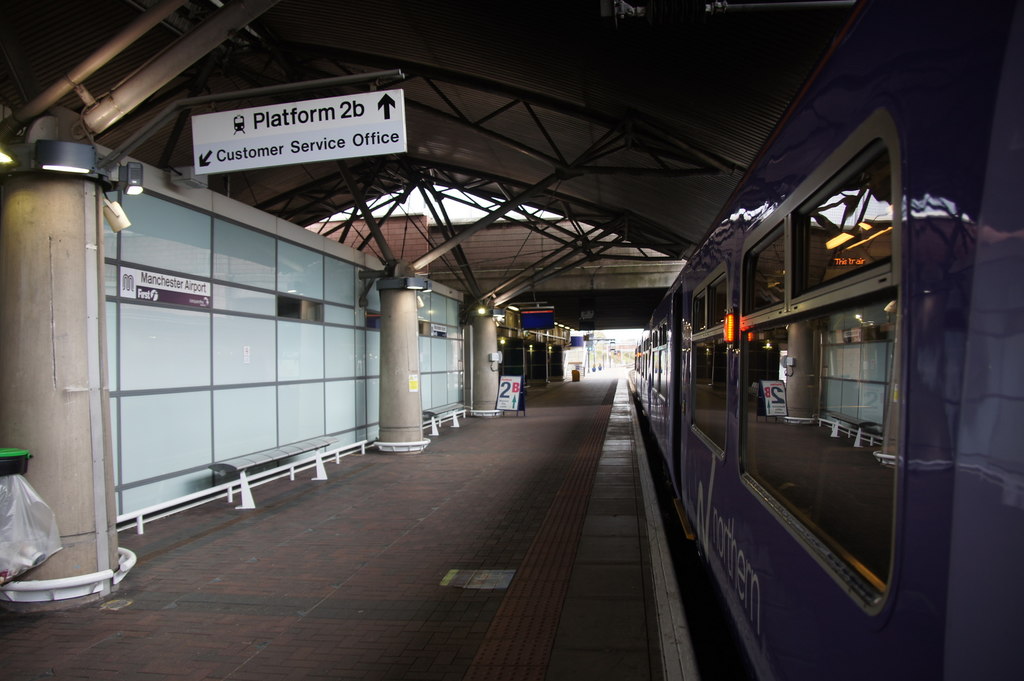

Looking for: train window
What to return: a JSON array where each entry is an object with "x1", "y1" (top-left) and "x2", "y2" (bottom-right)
[
  {"x1": 746, "y1": 225, "x2": 785, "y2": 313},
  {"x1": 707, "y1": 275, "x2": 727, "y2": 327},
  {"x1": 693, "y1": 291, "x2": 708, "y2": 331},
  {"x1": 742, "y1": 297, "x2": 898, "y2": 600},
  {"x1": 795, "y1": 144, "x2": 893, "y2": 294},
  {"x1": 694, "y1": 337, "x2": 728, "y2": 450},
  {"x1": 692, "y1": 272, "x2": 729, "y2": 452}
]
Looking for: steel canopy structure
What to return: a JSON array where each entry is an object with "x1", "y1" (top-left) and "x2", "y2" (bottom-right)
[{"x1": 0, "y1": 0, "x2": 853, "y2": 328}]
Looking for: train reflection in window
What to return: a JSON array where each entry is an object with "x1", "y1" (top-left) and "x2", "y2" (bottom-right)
[
  {"x1": 742, "y1": 298, "x2": 898, "y2": 594},
  {"x1": 797, "y1": 143, "x2": 893, "y2": 294}
]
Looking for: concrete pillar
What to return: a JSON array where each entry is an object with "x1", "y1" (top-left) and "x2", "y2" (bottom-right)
[
  {"x1": 786, "y1": 320, "x2": 817, "y2": 419},
  {"x1": 376, "y1": 286, "x2": 427, "y2": 451},
  {"x1": 0, "y1": 173, "x2": 118, "y2": 603},
  {"x1": 470, "y1": 314, "x2": 499, "y2": 411}
]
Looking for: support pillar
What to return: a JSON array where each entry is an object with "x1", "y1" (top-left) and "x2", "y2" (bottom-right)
[
  {"x1": 376, "y1": 284, "x2": 428, "y2": 452},
  {"x1": 0, "y1": 172, "x2": 118, "y2": 606},
  {"x1": 786, "y1": 320, "x2": 817, "y2": 419},
  {"x1": 470, "y1": 314, "x2": 499, "y2": 413}
]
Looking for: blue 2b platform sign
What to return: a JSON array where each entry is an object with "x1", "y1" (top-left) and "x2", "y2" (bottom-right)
[{"x1": 496, "y1": 376, "x2": 525, "y2": 414}]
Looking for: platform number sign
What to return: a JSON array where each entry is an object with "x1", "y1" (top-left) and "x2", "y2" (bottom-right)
[
  {"x1": 496, "y1": 375, "x2": 525, "y2": 413},
  {"x1": 757, "y1": 380, "x2": 788, "y2": 417}
]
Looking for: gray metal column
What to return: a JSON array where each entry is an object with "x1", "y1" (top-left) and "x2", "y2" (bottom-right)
[
  {"x1": 470, "y1": 314, "x2": 500, "y2": 413},
  {"x1": 376, "y1": 286, "x2": 428, "y2": 452},
  {"x1": 786, "y1": 319, "x2": 817, "y2": 419},
  {"x1": 0, "y1": 173, "x2": 118, "y2": 603}
]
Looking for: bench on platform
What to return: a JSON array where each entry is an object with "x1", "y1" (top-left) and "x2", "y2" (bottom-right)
[
  {"x1": 209, "y1": 436, "x2": 338, "y2": 484},
  {"x1": 117, "y1": 439, "x2": 369, "y2": 534},
  {"x1": 423, "y1": 406, "x2": 467, "y2": 437},
  {"x1": 817, "y1": 415, "x2": 883, "y2": 448}
]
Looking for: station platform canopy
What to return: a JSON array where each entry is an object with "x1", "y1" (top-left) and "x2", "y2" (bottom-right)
[{"x1": 0, "y1": 0, "x2": 853, "y2": 329}]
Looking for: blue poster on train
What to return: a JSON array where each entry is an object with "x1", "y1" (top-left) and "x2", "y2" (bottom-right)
[
  {"x1": 496, "y1": 375, "x2": 525, "y2": 414},
  {"x1": 757, "y1": 380, "x2": 788, "y2": 417}
]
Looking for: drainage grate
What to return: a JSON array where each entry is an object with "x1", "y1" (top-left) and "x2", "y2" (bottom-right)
[{"x1": 440, "y1": 569, "x2": 516, "y2": 590}]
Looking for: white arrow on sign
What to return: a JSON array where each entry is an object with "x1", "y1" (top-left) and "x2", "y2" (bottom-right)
[{"x1": 191, "y1": 89, "x2": 406, "y2": 174}]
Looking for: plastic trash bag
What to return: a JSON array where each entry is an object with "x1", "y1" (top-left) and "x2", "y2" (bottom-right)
[{"x1": 0, "y1": 475, "x2": 62, "y2": 584}]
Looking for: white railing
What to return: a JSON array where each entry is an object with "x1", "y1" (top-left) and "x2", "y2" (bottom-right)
[{"x1": 116, "y1": 440, "x2": 368, "y2": 535}]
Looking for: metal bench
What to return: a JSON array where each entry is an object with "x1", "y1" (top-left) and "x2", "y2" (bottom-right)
[
  {"x1": 817, "y1": 415, "x2": 883, "y2": 448},
  {"x1": 209, "y1": 436, "x2": 338, "y2": 509},
  {"x1": 423, "y1": 406, "x2": 467, "y2": 437}
]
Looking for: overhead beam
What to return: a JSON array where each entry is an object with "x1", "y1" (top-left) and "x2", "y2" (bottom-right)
[
  {"x1": 338, "y1": 161, "x2": 397, "y2": 267},
  {"x1": 411, "y1": 173, "x2": 560, "y2": 271}
]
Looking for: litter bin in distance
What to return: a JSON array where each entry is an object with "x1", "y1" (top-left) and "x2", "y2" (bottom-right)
[{"x1": 571, "y1": 369, "x2": 581, "y2": 382}]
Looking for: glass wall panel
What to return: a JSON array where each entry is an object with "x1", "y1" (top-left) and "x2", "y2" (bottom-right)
[
  {"x1": 432, "y1": 373, "x2": 448, "y2": 408},
  {"x1": 355, "y1": 329, "x2": 367, "y2": 377},
  {"x1": 449, "y1": 339, "x2": 462, "y2": 372},
  {"x1": 213, "y1": 284, "x2": 276, "y2": 315},
  {"x1": 105, "y1": 263, "x2": 118, "y2": 296},
  {"x1": 325, "y1": 380, "x2": 357, "y2": 433},
  {"x1": 325, "y1": 326, "x2": 356, "y2": 378},
  {"x1": 213, "y1": 314, "x2": 276, "y2": 385},
  {"x1": 121, "y1": 193, "x2": 211, "y2": 276},
  {"x1": 420, "y1": 374, "x2": 433, "y2": 410},
  {"x1": 110, "y1": 397, "x2": 119, "y2": 486},
  {"x1": 278, "y1": 241, "x2": 323, "y2": 299},
  {"x1": 277, "y1": 320, "x2": 324, "y2": 381},
  {"x1": 213, "y1": 219, "x2": 276, "y2": 289},
  {"x1": 120, "y1": 391, "x2": 212, "y2": 483},
  {"x1": 448, "y1": 370, "x2": 462, "y2": 405},
  {"x1": 107, "y1": 301, "x2": 118, "y2": 390},
  {"x1": 367, "y1": 378, "x2": 380, "y2": 424},
  {"x1": 418, "y1": 336, "x2": 430, "y2": 371},
  {"x1": 325, "y1": 304, "x2": 355, "y2": 325},
  {"x1": 121, "y1": 472, "x2": 211, "y2": 515},
  {"x1": 367, "y1": 330, "x2": 380, "y2": 376},
  {"x1": 431, "y1": 337, "x2": 448, "y2": 372},
  {"x1": 325, "y1": 257, "x2": 356, "y2": 304},
  {"x1": 278, "y1": 383, "x2": 325, "y2": 444},
  {"x1": 103, "y1": 210, "x2": 118, "y2": 261},
  {"x1": 214, "y1": 386, "x2": 277, "y2": 458},
  {"x1": 447, "y1": 298, "x2": 459, "y2": 331},
  {"x1": 120, "y1": 304, "x2": 210, "y2": 390},
  {"x1": 353, "y1": 379, "x2": 367, "y2": 428}
]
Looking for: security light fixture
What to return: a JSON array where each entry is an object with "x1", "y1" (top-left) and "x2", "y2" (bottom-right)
[
  {"x1": 35, "y1": 139, "x2": 96, "y2": 174},
  {"x1": 377, "y1": 277, "x2": 432, "y2": 292},
  {"x1": 122, "y1": 161, "x2": 144, "y2": 195},
  {"x1": 102, "y1": 197, "x2": 131, "y2": 233}
]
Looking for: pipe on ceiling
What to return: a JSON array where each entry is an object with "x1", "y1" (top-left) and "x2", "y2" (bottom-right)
[
  {"x1": 82, "y1": 0, "x2": 285, "y2": 135},
  {"x1": 0, "y1": 0, "x2": 189, "y2": 142}
]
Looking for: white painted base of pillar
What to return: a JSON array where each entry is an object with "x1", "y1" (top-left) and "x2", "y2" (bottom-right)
[
  {"x1": 0, "y1": 547, "x2": 136, "y2": 603},
  {"x1": 374, "y1": 439, "x2": 431, "y2": 453},
  {"x1": 470, "y1": 410, "x2": 501, "y2": 418}
]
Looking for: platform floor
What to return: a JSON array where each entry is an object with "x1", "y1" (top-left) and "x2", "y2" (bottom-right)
[{"x1": 1, "y1": 371, "x2": 692, "y2": 681}]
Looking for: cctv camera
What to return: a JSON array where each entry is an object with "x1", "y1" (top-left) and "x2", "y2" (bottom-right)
[{"x1": 103, "y1": 198, "x2": 131, "y2": 233}]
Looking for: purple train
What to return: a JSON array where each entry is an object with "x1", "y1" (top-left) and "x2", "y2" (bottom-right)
[{"x1": 630, "y1": 1, "x2": 1024, "y2": 679}]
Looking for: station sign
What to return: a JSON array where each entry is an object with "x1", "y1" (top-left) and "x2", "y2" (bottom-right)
[
  {"x1": 191, "y1": 89, "x2": 406, "y2": 174},
  {"x1": 119, "y1": 266, "x2": 212, "y2": 309}
]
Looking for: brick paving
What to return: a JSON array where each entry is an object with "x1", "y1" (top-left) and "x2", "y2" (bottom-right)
[{"x1": 0, "y1": 371, "x2": 663, "y2": 681}]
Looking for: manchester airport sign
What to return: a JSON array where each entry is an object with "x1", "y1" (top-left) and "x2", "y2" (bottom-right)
[{"x1": 191, "y1": 89, "x2": 406, "y2": 174}]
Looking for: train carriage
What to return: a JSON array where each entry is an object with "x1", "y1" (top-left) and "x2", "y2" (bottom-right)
[{"x1": 631, "y1": 1, "x2": 1024, "y2": 679}]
